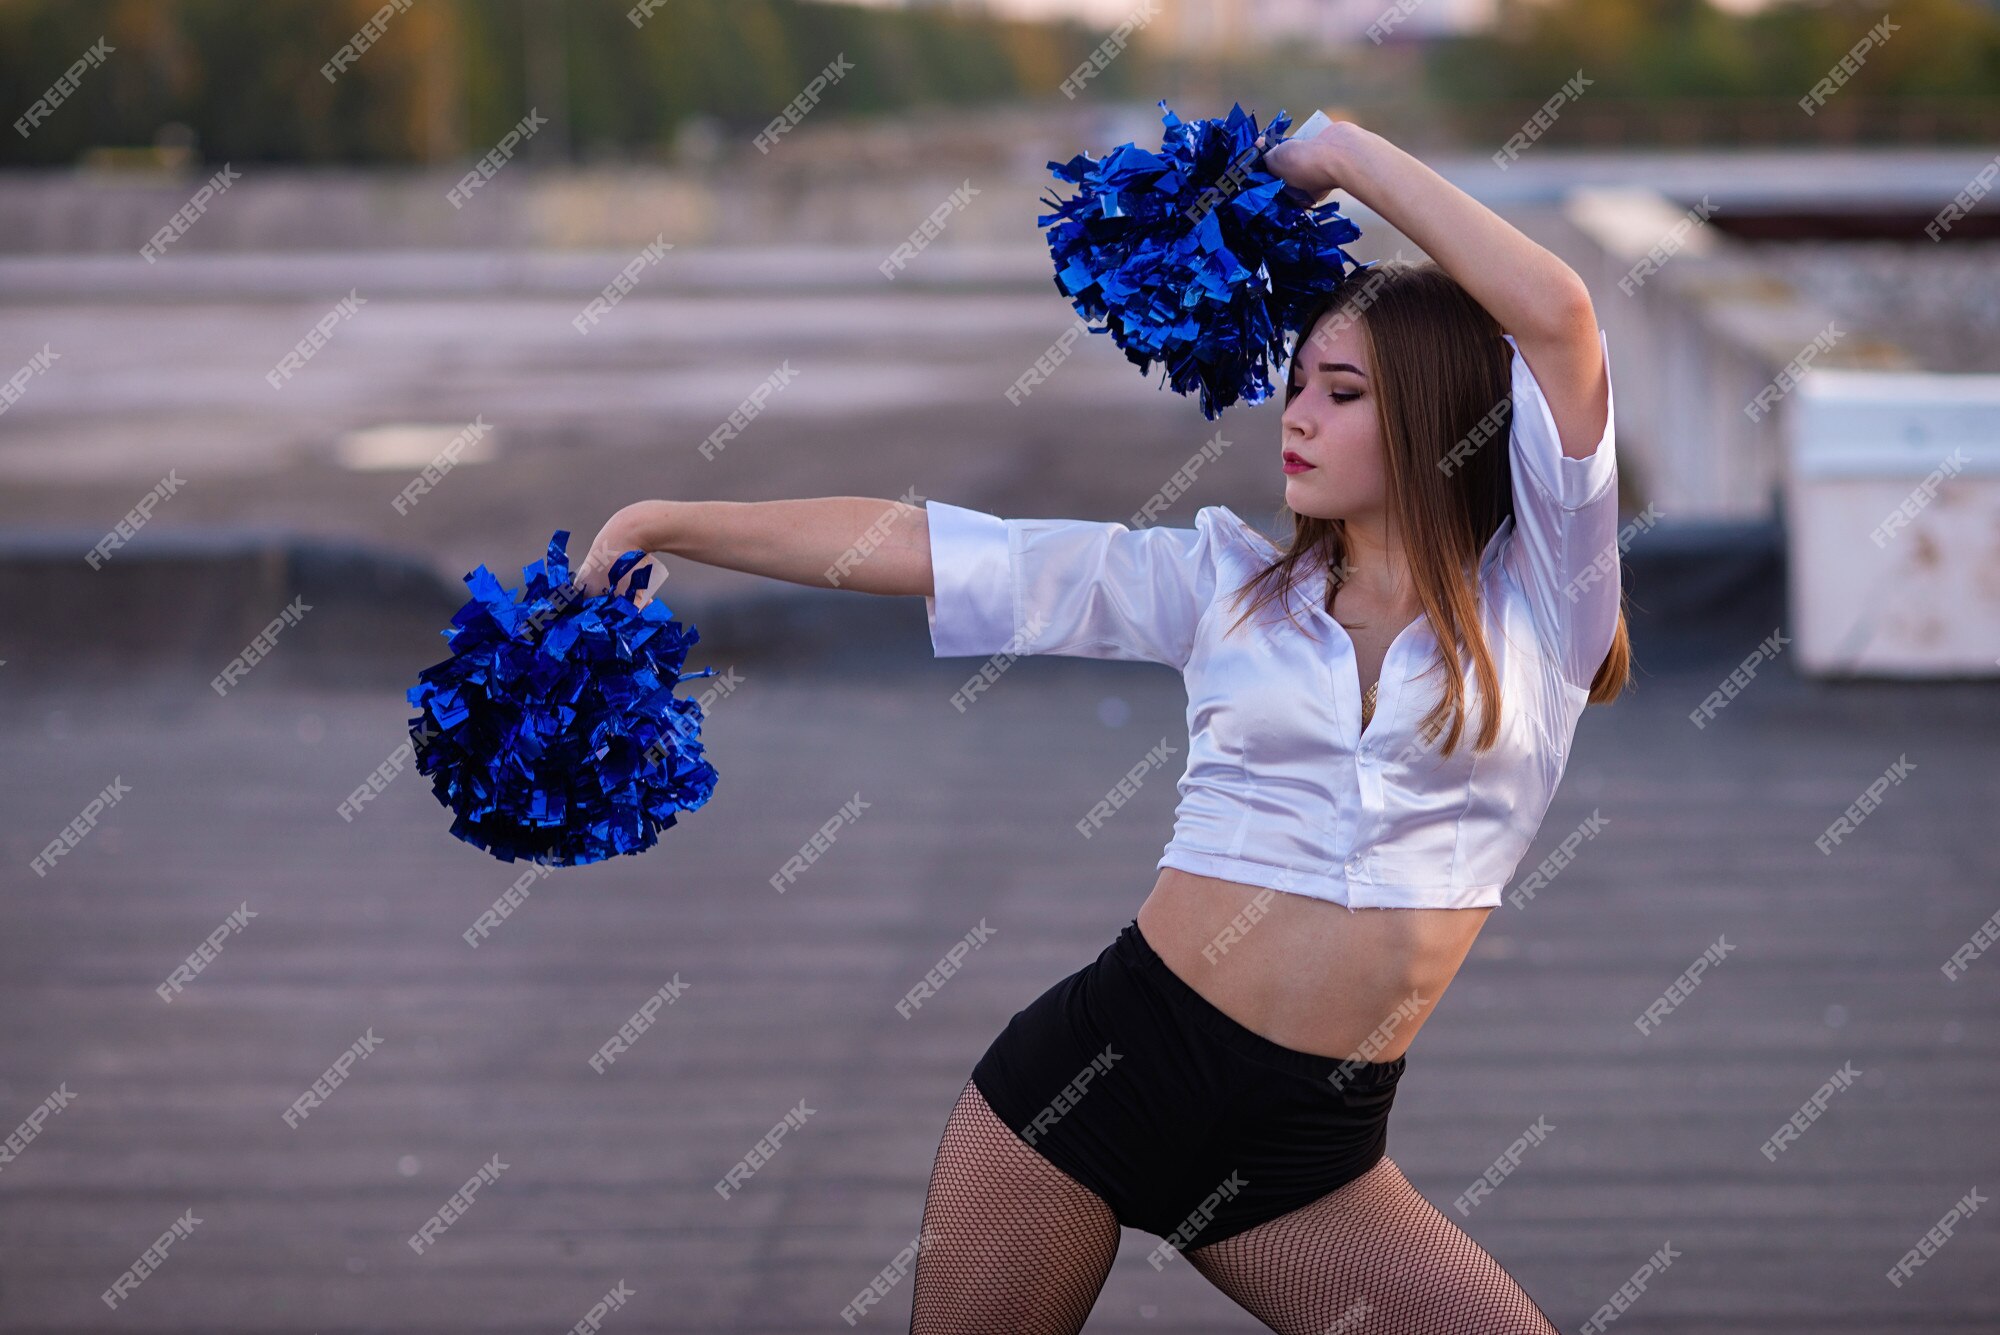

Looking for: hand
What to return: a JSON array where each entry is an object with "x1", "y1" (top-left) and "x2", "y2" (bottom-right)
[
  {"x1": 1256, "y1": 120, "x2": 1351, "y2": 205},
  {"x1": 577, "y1": 502, "x2": 668, "y2": 606}
]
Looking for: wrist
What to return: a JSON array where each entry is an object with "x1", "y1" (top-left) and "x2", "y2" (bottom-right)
[{"x1": 618, "y1": 499, "x2": 679, "y2": 554}]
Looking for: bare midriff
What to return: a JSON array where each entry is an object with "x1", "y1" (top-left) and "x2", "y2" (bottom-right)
[{"x1": 1135, "y1": 864, "x2": 1493, "y2": 1063}]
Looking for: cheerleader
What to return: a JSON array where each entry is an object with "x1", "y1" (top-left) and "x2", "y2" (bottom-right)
[{"x1": 581, "y1": 115, "x2": 1625, "y2": 1334}]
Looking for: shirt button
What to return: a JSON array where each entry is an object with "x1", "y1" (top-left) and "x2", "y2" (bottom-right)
[{"x1": 1344, "y1": 853, "x2": 1363, "y2": 874}]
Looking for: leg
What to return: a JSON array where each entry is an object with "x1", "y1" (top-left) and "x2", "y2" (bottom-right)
[
  {"x1": 1181, "y1": 1155, "x2": 1560, "y2": 1335},
  {"x1": 909, "y1": 1076, "x2": 1121, "y2": 1335}
]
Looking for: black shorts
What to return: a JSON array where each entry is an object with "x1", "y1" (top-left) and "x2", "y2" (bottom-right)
[{"x1": 971, "y1": 918, "x2": 1406, "y2": 1253}]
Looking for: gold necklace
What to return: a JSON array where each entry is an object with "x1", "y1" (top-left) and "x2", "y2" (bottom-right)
[{"x1": 1329, "y1": 563, "x2": 1381, "y2": 729}]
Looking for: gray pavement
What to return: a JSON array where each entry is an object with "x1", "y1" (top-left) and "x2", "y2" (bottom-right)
[{"x1": 1, "y1": 635, "x2": 1996, "y2": 1332}]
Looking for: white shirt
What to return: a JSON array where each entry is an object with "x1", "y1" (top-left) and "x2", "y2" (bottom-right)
[{"x1": 924, "y1": 328, "x2": 1619, "y2": 911}]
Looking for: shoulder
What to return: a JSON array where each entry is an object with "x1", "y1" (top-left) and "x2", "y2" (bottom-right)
[{"x1": 1195, "y1": 505, "x2": 1282, "y2": 560}]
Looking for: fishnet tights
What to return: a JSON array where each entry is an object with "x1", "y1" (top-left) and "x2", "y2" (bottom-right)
[
  {"x1": 1181, "y1": 1154, "x2": 1561, "y2": 1335},
  {"x1": 910, "y1": 1077, "x2": 1560, "y2": 1334},
  {"x1": 910, "y1": 1077, "x2": 1121, "y2": 1333}
]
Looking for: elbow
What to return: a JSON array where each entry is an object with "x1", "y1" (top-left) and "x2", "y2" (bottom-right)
[{"x1": 1523, "y1": 270, "x2": 1596, "y2": 343}]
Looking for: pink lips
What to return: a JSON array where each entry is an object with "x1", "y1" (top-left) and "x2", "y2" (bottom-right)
[{"x1": 1282, "y1": 451, "x2": 1316, "y2": 474}]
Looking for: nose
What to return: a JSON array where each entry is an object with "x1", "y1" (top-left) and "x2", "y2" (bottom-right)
[{"x1": 1281, "y1": 394, "x2": 1312, "y2": 441}]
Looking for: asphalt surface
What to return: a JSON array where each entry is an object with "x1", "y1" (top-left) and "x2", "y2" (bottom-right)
[{"x1": 1, "y1": 638, "x2": 1996, "y2": 1332}]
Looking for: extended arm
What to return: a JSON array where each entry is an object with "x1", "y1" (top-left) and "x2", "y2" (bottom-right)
[{"x1": 577, "y1": 497, "x2": 934, "y2": 598}]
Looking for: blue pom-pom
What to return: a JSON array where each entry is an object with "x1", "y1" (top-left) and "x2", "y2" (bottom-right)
[
  {"x1": 404, "y1": 531, "x2": 719, "y2": 867},
  {"x1": 1038, "y1": 100, "x2": 1365, "y2": 419}
]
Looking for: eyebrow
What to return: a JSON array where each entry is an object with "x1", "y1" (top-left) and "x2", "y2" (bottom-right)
[{"x1": 1316, "y1": 362, "x2": 1368, "y2": 377}]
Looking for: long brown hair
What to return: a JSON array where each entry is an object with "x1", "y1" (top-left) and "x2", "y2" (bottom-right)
[{"x1": 1220, "y1": 259, "x2": 1631, "y2": 757}]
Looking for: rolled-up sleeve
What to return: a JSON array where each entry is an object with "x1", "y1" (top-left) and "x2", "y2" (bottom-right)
[
  {"x1": 923, "y1": 499, "x2": 1221, "y2": 668},
  {"x1": 1500, "y1": 328, "x2": 1622, "y2": 690}
]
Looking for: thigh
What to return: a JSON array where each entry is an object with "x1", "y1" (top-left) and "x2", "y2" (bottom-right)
[
  {"x1": 1182, "y1": 1155, "x2": 1560, "y2": 1335},
  {"x1": 909, "y1": 1077, "x2": 1122, "y2": 1335}
]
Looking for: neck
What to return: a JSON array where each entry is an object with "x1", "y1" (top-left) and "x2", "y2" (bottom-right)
[{"x1": 1331, "y1": 513, "x2": 1419, "y2": 614}]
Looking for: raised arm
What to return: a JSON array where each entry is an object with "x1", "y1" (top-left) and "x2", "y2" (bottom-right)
[
  {"x1": 1263, "y1": 118, "x2": 1609, "y2": 463},
  {"x1": 576, "y1": 497, "x2": 934, "y2": 599}
]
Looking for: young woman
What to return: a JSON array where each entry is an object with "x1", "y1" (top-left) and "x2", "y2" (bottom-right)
[{"x1": 580, "y1": 117, "x2": 1627, "y2": 1333}]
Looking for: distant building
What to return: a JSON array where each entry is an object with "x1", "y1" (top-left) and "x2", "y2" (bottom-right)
[{"x1": 1147, "y1": 0, "x2": 1499, "y2": 52}]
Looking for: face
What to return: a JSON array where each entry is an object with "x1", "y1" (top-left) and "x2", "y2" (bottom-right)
[{"x1": 1280, "y1": 306, "x2": 1385, "y2": 523}]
